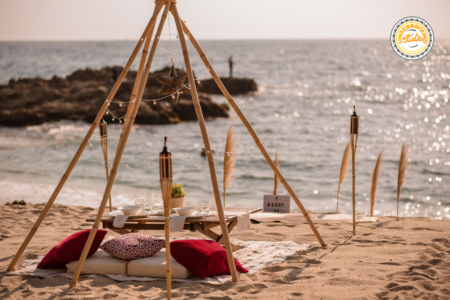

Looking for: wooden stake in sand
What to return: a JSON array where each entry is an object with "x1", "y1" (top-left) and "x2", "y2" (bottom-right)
[
  {"x1": 350, "y1": 106, "x2": 359, "y2": 235},
  {"x1": 99, "y1": 121, "x2": 113, "y2": 211},
  {"x1": 6, "y1": 3, "x2": 164, "y2": 272},
  {"x1": 174, "y1": 15, "x2": 327, "y2": 247},
  {"x1": 159, "y1": 137, "x2": 172, "y2": 299}
]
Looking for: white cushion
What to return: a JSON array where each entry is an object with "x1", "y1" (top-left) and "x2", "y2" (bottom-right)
[
  {"x1": 66, "y1": 249, "x2": 128, "y2": 275},
  {"x1": 127, "y1": 249, "x2": 192, "y2": 279}
]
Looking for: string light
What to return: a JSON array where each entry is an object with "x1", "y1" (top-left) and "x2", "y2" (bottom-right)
[
  {"x1": 207, "y1": 144, "x2": 258, "y2": 156},
  {"x1": 119, "y1": 103, "x2": 122, "y2": 107}
]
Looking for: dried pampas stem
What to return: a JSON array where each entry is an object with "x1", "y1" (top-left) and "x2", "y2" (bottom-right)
[
  {"x1": 370, "y1": 149, "x2": 384, "y2": 217},
  {"x1": 336, "y1": 141, "x2": 351, "y2": 213},
  {"x1": 223, "y1": 125, "x2": 236, "y2": 207},
  {"x1": 397, "y1": 141, "x2": 409, "y2": 220},
  {"x1": 273, "y1": 150, "x2": 280, "y2": 195}
]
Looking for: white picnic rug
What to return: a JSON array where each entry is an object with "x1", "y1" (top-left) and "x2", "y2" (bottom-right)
[{"x1": 9, "y1": 238, "x2": 312, "y2": 286}]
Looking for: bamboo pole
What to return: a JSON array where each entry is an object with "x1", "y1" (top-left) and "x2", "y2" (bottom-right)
[
  {"x1": 99, "y1": 122, "x2": 112, "y2": 211},
  {"x1": 161, "y1": 179, "x2": 172, "y2": 299},
  {"x1": 6, "y1": 4, "x2": 164, "y2": 273},
  {"x1": 175, "y1": 16, "x2": 327, "y2": 247},
  {"x1": 115, "y1": 3, "x2": 163, "y2": 155},
  {"x1": 171, "y1": 4, "x2": 239, "y2": 281},
  {"x1": 69, "y1": 3, "x2": 170, "y2": 288}
]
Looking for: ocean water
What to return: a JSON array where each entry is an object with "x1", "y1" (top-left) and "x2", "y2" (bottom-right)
[{"x1": 0, "y1": 40, "x2": 449, "y2": 219}]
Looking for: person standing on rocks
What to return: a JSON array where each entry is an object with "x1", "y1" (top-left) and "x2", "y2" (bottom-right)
[{"x1": 228, "y1": 56, "x2": 233, "y2": 78}]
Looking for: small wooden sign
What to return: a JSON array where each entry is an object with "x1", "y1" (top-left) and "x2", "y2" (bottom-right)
[{"x1": 263, "y1": 195, "x2": 290, "y2": 213}]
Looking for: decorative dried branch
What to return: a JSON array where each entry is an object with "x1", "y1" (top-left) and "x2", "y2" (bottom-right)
[
  {"x1": 273, "y1": 150, "x2": 280, "y2": 195},
  {"x1": 223, "y1": 125, "x2": 236, "y2": 207},
  {"x1": 397, "y1": 141, "x2": 409, "y2": 220},
  {"x1": 370, "y1": 149, "x2": 384, "y2": 217},
  {"x1": 336, "y1": 141, "x2": 351, "y2": 213}
]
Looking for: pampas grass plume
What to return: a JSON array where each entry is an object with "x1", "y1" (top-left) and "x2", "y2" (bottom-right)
[
  {"x1": 370, "y1": 149, "x2": 384, "y2": 216},
  {"x1": 336, "y1": 141, "x2": 351, "y2": 213}
]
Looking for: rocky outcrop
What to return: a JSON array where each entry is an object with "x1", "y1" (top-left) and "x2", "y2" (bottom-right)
[
  {"x1": 197, "y1": 77, "x2": 257, "y2": 95},
  {"x1": 0, "y1": 67, "x2": 230, "y2": 127}
]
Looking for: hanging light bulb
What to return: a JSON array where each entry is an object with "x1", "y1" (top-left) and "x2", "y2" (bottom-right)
[
  {"x1": 227, "y1": 153, "x2": 230, "y2": 157},
  {"x1": 119, "y1": 103, "x2": 122, "y2": 107},
  {"x1": 147, "y1": 163, "x2": 150, "y2": 167},
  {"x1": 126, "y1": 164, "x2": 129, "y2": 169},
  {"x1": 124, "y1": 118, "x2": 126, "y2": 122},
  {"x1": 106, "y1": 111, "x2": 109, "y2": 115},
  {"x1": 119, "y1": 120, "x2": 122, "y2": 123},
  {"x1": 102, "y1": 161, "x2": 104, "y2": 165},
  {"x1": 112, "y1": 117, "x2": 115, "y2": 121},
  {"x1": 188, "y1": 156, "x2": 190, "y2": 159},
  {"x1": 153, "y1": 100, "x2": 156, "y2": 105},
  {"x1": 197, "y1": 80, "x2": 201, "y2": 84}
]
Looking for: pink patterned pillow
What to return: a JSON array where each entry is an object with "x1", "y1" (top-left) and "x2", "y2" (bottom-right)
[{"x1": 100, "y1": 233, "x2": 165, "y2": 260}]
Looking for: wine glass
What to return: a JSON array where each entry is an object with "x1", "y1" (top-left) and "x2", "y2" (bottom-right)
[{"x1": 199, "y1": 200, "x2": 210, "y2": 216}]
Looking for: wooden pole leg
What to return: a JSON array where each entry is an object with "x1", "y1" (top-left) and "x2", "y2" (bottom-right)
[
  {"x1": 6, "y1": 4, "x2": 164, "y2": 273},
  {"x1": 171, "y1": 4, "x2": 239, "y2": 282},
  {"x1": 114, "y1": 3, "x2": 163, "y2": 157},
  {"x1": 68, "y1": 2, "x2": 170, "y2": 288},
  {"x1": 175, "y1": 17, "x2": 326, "y2": 247}
]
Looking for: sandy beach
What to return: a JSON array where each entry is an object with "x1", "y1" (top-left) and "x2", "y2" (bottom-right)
[{"x1": 0, "y1": 203, "x2": 449, "y2": 299}]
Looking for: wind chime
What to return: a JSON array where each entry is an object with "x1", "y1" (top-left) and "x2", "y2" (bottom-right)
[
  {"x1": 99, "y1": 120, "x2": 113, "y2": 211},
  {"x1": 350, "y1": 106, "x2": 359, "y2": 235},
  {"x1": 159, "y1": 137, "x2": 172, "y2": 299}
]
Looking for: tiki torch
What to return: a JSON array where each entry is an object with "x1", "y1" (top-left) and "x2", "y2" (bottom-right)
[
  {"x1": 350, "y1": 106, "x2": 359, "y2": 235},
  {"x1": 99, "y1": 120, "x2": 113, "y2": 211},
  {"x1": 159, "y1": 137, "x2": 172, "y2": 299}
]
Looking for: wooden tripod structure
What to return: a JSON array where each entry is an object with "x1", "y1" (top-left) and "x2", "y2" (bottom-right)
[{"x1": 7, "y1": 0, "x2": 326, "y2": 291}]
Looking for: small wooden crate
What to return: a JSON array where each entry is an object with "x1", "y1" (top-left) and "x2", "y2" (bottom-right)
[{"x1": 263, "y1": 195, "x2": 290, "y2": 213}]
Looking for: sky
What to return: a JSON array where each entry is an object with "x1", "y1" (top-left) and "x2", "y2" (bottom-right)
[{"x1": 0, "y1": 0, "x2": 449, "y2": 41}]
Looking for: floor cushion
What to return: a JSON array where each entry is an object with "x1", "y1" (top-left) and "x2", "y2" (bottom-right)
[
  {"x1": 100, "y1": 233, "x2": 165, "y2": 260},
  {"x1": 170, "y1": 240, "x2": 248, "y2": 279},
  {"x1": 66, "y1": 249, "x2": 128, "y2": 275},
  {"x1": 37, "y1": 229, "x2": 107, "y2": 269},
  {"x1": 127, "y1": 249, "x2": 192, "y2": 279}
]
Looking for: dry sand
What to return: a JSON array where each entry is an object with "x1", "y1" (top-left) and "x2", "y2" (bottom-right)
[{"x1": 0, "y1": 203, "x2": 449, "y2": 299}]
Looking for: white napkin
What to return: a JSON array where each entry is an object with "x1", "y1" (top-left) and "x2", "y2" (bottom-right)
[
  {"x1": 113, "y1": 215, "x2": 129, "y2": 228},
  {"x1": 236, "y1": 212, "x2": 251, "y2": 232},
  {"x1": 170, "y1": 216, "x2": 187, "y2": 232}
]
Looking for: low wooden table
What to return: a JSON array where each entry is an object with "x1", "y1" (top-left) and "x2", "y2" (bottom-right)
[{"x1": 86, "y1": 207, "x2": 261, "y2": 251}]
